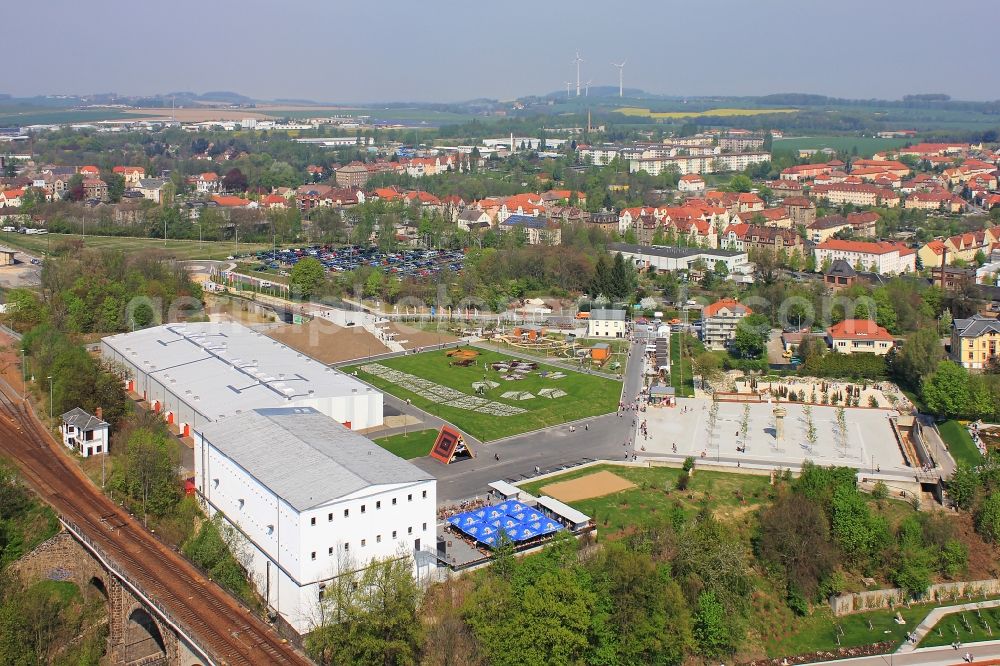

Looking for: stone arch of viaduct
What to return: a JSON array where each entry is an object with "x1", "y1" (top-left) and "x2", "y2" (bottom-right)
[{"x1": 11, "y1": 530, "x2": 207, "y2": 666}]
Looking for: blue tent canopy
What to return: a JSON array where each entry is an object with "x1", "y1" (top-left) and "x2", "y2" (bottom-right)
[{"x1": 447, "y1": 500, "x2": 562, "y2": 548}]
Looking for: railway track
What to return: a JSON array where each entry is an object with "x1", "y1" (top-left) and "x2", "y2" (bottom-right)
[{"x1": 0, "y1": 381, "x2": 311, "y2": 666}]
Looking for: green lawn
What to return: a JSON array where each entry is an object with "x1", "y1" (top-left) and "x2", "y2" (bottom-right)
[
  {"x1": 0, "y1": 232, "x2": 269, "y2": 261},
  {"x1": 374, "y1": 429, "x2": 439, "y2": 460},
  {"x1": 772, "y1": 136, "x2": 911, "y2": 156},
  {"x1": 768, "y1": 603, "x2": 931, "y2": 658},
  {"x1": 670, "y1": 334, "x2": 696, "y2": 397},
  {"x1": 344, "y1": 348, "x2": 621, "y2": 441},
  {"x1": 518, "y1": 464, "x2": 772, "y2": 537},
  {"x1": 918, "y1": 606, "x2": 1000, "y2": 647},
  {"x1": 939, "y1": 420, "x2": 982, "y2": 467}
]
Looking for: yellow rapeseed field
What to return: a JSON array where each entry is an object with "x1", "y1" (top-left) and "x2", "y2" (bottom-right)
[{"x1": 615, "y1": 107, "x2": 798, "y2": 119}]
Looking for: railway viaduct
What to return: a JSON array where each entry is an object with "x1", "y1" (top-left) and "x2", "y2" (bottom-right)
[{"x1": 13, "y1": 526, "x2": 208, "y2": 665}]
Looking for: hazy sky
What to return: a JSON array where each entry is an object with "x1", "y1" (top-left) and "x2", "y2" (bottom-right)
[{"x1": 10, "y1": 0, "x2": 999, "y2": 102}]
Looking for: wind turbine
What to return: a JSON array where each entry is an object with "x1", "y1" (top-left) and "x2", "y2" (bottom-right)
[
  {"x1": 572, "y1": 51, "x2": 584, "y2": 96},
  {"x1": 564, "y1": 81, "x2": 573, "y2": 99},
  {"x1": 585, "y1": 80, "x2": 592, "y2": 96},
  {"x1": 612, "y1": 60, "x2": 627, "y2": 98}
]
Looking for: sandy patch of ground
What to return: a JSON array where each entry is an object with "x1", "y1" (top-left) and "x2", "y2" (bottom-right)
[
  {"x1": 541, "y1": 470, "x2": 636, "y2": 502},
  {"x1": 385, "y1": 322, "x2": 459, "y2": 350},
  {"x1": 268, "y1": 318, "x2": 389, "y2": 363}
]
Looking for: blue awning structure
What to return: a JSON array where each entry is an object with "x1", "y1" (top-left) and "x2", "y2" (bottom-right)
[{"x1": 446, "y1": 500, "x2": 562, "y2": 548}]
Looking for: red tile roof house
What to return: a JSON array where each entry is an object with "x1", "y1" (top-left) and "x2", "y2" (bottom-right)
[
  {"x1": 701, "y1": 299, "x2": 753, "y2": 350},
  {"x1": 825, "y1": 319, "x2": 895, "y2": 355}
]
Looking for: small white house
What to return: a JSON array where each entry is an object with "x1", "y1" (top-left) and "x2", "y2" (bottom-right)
[
  {"x1": 60, "y1": 407, "x2": 110, "y2": 457},
  {"x1": 587, "y1": 309, "x2": 627, "y2": 338}
]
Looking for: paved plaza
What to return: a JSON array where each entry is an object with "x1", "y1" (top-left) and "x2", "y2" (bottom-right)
[{"x1": 641, "y1": 397, "x2": 910, "y2": 473}]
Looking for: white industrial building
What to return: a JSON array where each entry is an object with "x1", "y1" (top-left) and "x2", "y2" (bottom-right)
[
  {"x1": 609, "y1": 243, "x2": 752, "y2": 279},
  {"x1": 195, "y1": 407, "x2": 436, "y2": 634},
  {"x1": 100, "y1": 322, "x2": 383, "y2": 436}
]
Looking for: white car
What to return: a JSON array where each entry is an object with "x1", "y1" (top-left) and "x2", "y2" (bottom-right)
[{"x1": 1, "y1": 226, "x2": 14, "y2": 232}]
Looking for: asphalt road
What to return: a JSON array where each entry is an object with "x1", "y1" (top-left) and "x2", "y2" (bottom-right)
[{"x1": 409, "y1": 337, "x2": 647, "y2": 503}]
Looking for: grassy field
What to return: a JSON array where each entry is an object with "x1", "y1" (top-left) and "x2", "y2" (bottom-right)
[
  {"x1": 939, "y1": 420, "x2": 982, "y2": 467},
  {"x1": 519, "y1": 464, "x2": 772, "y2": 537},
  {"x1": 773, "y1": 136, "x2": 912, "y2": 156},
  {"x1": 670, "y1": 334, "x2": 696, "y2": 397},
  {"x1": 918, "y1": 605, "x2": 1000, "y2": 647},
  {"x1": 0, "y1": 232, "x2": 269, "y2": 261},
  {"x1": 768, "y1": 602, "x2": 934, "y2": 657},
  {"x1": 615, "y1": 106, "x2": 798, "y2": 119},
  {"x1": 344, "y1": 348, "x2": 621, "y2": 441},
  {"x1": 374, "y1": 429, "x2": 439, "y2": 460},
  {"x1": 277, "y1": 107, "x2": 476, "y2": 124}
]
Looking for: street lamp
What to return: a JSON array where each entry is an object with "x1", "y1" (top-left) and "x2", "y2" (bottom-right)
[
  {"x1": 47, "y1": 375, "x2": 53, "y2": 422},
  {"x1": 21, "y1": 348, "x2": 26, "y2": 401}
]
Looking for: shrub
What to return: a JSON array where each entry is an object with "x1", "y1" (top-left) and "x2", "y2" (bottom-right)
[
  {"x1": 871, "y1": 480, "x2": 889, "y2": 500},
  {"x1": 868, "y1": 395, "x2": 879, "y2": 408},
  {"x1": 682, "y1": 456, "x2": 696, "y2": 472}
]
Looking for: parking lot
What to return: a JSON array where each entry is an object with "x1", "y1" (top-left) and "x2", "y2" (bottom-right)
[{"x1": 251, "y1": 245, "x2": 465, "y2": 278}]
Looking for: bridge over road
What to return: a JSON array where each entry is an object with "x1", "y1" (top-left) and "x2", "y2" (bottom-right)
[{"x1": 0, "y1": 378, "x2": 312, "y2": 666}]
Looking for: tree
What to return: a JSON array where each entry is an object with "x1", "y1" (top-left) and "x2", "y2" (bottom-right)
[
  {"x1": 758, "y1": 491, "x2": 837, "y2": 602},
  {"x1": 922, "y1": 361, "x2": 973, "y2": 418},
  {"x1": 732, "y1": 313, "x2": 769, "y2": 359},
  {"x1": 727, "y1": 174, "x2": 753, "y2": 193},
  {"x1": 975, "y1": 492, "x2": 1000, "y2": 544},
  {"x1": 105, "y1": 172, "x2": 126, "y2": 203},
  {"x1": 290, "y1": 257, "x2": 326, "y2": 300},
  {"x1": 113, "y1": 428, "x2": 179, "y2": 524},
  {"x1": 222, "y1": 168, "x2": 248, "y2": 192},
  {"x1": 693, "y1": 591, "x2": 734, "y2": 658},
  {"x1": 308, "y1": 554, "x2": 422, "y2": 666},
  {"x1": 691, "y1": 351, "x2": 722, "y2": 389},
  {"x1": 890, "y1": 326, "x2": 943, "y2": 389},
  {"x1": 947, "y1": 464, "x2": 980, "y2": 510}
]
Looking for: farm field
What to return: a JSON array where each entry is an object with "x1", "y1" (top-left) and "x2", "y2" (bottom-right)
[
  {"x1": 0, "y1": 106, "x2": 153, "y2": 125},
  {"x1": 278, "y1": 107, "x2": 477, "y2": 124},
  {"x1": 344, "y1": 347, "x2": 621, "y2": 441},
  {"x1": 615, "y1": 106, "x2": 798, "y2": 119},
  {"x1": 0, "y1": 232, "x2": 269, "y2": 261},
  {"x1": 773, "y1": 136, "x2": 911, "y2": 156}
]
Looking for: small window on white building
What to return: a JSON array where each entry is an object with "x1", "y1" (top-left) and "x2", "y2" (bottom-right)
[
  {"x1": 328, "y1": 547, "x2": 333, "y2": 555},
  {"x1": 423, "y1": 523, "x2": 427, "y2": 531},
  {"x1": 328, "y1": 513, "x2": 333, "y2": 521},
  {"x1": 407, "y1": 494, "x2": 412, "y2": 502},
  {"x1": 376, "y1": 501, "x2": 381, "y2": 510},
  {"x1": 392, "y1": 498, "x2": 397, "y2": 506},
  {"x1": 344, "y1": 509, "x2": 349, "y2": 518},
  {"x1": 392, "y1": 530, "x2": 397, "y2": 539},
  {"x1": 266, "y1": 525, "x2": 274, "y2": 535},
  {"x1": 408, "y1": 527, "x2": 413, "y2": 535},
  {"x1": 377, "y1": 535, "x2": 382, "y2": 543},
  {"x1": 344, "y1": 543, "x2": 349, "y2": 552},
  {"x1": 318, "y1": 583, "x2": 326, "y2": 600},
  {"x1": 310, "y1": 516, "x2": 316, "y2": 526},
  {"x1": 212, "y1": 478, "x2": 219, "y2": 489},
  {"x1": 361, "y1": 539, "x2": 366, "y2": 547},
  {"x1": 361, "y1": 504, "x2": 366, "y2": 513},
  {"x1": 311, "y1": 551, "x2": 316, "y2": 560},
  {"x1": 238, "y1": 499, "x2": 245, "y2": 510},
  {"x1": 422, "y1": 491, "x2": 427, "y2": 499}
]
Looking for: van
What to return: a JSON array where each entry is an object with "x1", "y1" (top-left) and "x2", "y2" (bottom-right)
[
  {"x1": 575, "y1": 312, "x2": 591, "y2": 320},
  {"x1": 1, "y1": 226, "x2": 14, "y2": 232}
]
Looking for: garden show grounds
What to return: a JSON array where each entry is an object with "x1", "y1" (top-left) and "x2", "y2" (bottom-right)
[{"x1": 343, "y1": 347, "x2": 622, "y2": 441}]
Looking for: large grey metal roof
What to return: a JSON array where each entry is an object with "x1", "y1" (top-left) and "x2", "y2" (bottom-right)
[
  {"x1": 200, "y1": 407, "x2": 433, "y2": 511},
  {"x1": 609, "y1": 242, "x2": 744, "y2": 259},
  {"x1": 953, "y1": 314, "x2": 1000, "y2": 338},
  {"x1": 102, "y1": 322, "x2": 376, "y2": 421}
]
